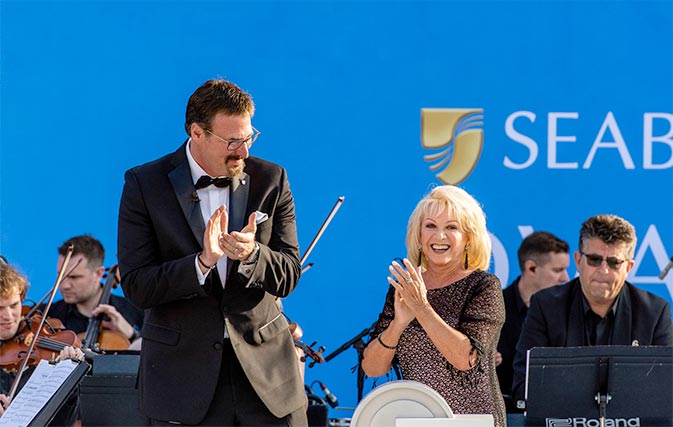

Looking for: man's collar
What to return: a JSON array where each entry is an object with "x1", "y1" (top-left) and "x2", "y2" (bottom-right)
[
  {"x1": 580, "y1": 286, "x2": 622, "y2": 318},
  {"x1": 186, "y1": 139, "x2": 208, "y2": 186},
  {"x1": 512, "y1": 277, "x2": 528, "y2": 312},
  {"x1": 66, "y1": 301, "x2": 89, "y2": 319}
]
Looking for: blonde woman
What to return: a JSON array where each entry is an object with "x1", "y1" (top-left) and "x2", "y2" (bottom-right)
[{"x1": 362, "y1": 185, "x2": 506, "y2": 426}]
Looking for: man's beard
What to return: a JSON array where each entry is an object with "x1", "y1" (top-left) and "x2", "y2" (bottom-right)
[{"x1": 226, "y1": 155, "x2": 245, "y2": 177}]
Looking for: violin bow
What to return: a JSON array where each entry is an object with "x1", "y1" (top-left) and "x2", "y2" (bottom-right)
[
  {"x1": 23, "y1": 257, "x2": 82, "y2": 321},
  {"x1": 7, "y1": 245, "x2": 75, "y2": 403},
  {"x1": 274, "y1": 197, "x2": 344, "y2": 367},
  {"x1": 300, "y1": 196, "x2": 344, "y2": 267}
]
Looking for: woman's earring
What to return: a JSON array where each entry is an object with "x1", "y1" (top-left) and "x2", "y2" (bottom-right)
[{"x1": 464, "y1": 244, "x2": 470, "y2": 269}]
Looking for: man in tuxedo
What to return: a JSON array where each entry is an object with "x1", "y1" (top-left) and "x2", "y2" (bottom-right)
[
  {"x1": 118, "y1": 79, "x2": 306, "y2": 426},
  {"x1": 512, "y1": 214, "x2": 673, "y2": 403}
]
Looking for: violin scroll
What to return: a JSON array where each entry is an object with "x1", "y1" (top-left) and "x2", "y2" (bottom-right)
[
  {"x1": 288, "y1": 321, "x2": 325, "y2": 366},
  {"x1": 293, "y1": 338, "x2": 325, "y2": 367}
]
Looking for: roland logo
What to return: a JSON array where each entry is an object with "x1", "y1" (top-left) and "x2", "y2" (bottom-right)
[{"x1": 545, "y1": 417, "x2": 641, "y2": 427}]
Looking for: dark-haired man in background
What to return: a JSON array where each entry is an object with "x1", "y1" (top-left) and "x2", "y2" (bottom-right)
[
  {"x1": 50, "y1": 235, "x2": 143, "y2": 342},
  {"x1": 512, "y1": 214, "x2": 673, "y2": 403},
  {"x1": 495, "y1": 231, "x2": 569, "y2": 411}
]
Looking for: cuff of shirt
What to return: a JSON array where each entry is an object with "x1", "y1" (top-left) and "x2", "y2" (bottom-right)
[
  {"x1": 195, "y1": 255, "x2": 209, "y2": 284},
  {"x1": 237, "y1": 243, "x2": 260, "y2": 278}
]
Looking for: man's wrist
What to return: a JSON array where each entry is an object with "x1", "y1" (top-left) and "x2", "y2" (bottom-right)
[
  {"x1": 129, "y1": 327, "x2": 141, "y2": 341},
  {"x1": 198, "y1": 253, "x2": 217, "y2": 270},
  {"x1": 242, "y1": 242, "x2": 260, "y2": 265}
]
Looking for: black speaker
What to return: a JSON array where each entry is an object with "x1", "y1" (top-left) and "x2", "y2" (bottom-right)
[
  {"x1": 79, "y1": 352, "x2": 149, "y2": 426},
  {"x1": 307, "y1": 401, "x2": 329, "y2": 427}
]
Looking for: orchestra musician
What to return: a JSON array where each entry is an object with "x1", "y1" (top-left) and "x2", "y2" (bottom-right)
[
  {"x1": 0, "y1": 262, "x2": 84, "y2": 422},
  {"x1": 48, "y1": 235, "x2": 143, "y2": 345}
]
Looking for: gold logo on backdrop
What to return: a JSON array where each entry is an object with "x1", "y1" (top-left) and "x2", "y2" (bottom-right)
[{"x1": 421, "y1": 109, "x2": 484, "y2": 184}]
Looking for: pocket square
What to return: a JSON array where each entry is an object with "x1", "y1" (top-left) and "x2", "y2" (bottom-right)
[{"x1": 255, "y1": 211, "x2": 269, "y2": 225}]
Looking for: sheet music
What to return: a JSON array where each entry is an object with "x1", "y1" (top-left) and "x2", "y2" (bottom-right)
[{"x1": 0, "y1": 359, "x2": 78, "y2": 427}]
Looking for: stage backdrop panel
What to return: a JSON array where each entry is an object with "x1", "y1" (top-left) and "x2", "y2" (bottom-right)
[{"x1": 1, "y1": 0, "x2": 671, "y2": 416}]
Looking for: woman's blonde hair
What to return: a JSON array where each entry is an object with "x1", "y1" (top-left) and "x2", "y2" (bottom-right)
[{"x1": 405, "y1": 185, "x2": 491, "y2": 270}]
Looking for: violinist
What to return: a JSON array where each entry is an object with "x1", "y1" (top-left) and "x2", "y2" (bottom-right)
[
  {"x1": 0, "y1": 262, "x2": 84, "y2": 421},
  {"x1": 47, "y1": 235, "x2": 143, "y2": 343}
]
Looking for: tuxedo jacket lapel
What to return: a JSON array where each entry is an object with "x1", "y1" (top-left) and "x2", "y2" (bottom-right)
[{"x1": 169, "y1": 146, "x2": 205, "y2": 247}]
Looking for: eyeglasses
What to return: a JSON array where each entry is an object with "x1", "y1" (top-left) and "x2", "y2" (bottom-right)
[
  {"x1": 205, "y1": 126, "x2": 260, "y2": 151},
  {"x1": 579, "y1": 251, "x2": 626, "y2": 271}
]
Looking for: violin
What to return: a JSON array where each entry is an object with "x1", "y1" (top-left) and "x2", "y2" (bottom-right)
[
  {"x1": 289, "y1": 322, "x2": 325, "y2": 366},
  {"x1": 79, "y1": 265, "x2": 130, "y2": 351},
  {"x1": 21, "y1": 303, "x2": 66, "y2": 330},
  {"x1": 0, "y1": 313, "x2": 82, "y2": 371}
]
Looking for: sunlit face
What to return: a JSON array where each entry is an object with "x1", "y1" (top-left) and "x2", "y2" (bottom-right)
[
  {"x1": 530, "y1": 252, "x2": 570, "y2": 291},
  {"x1": 420, "y1": 207, "x2": 467, "y2": 270},
  {"x1": 57, "y1": 254, "x2": 103, "y2": 306},
  {"x1": 189, "y1": 112, "x2": 252, "y2": 178},
  {"x1": 574, "y1": 238, "x2": 633, "y2": 310},
  {"x1": 0, "y1": 290, "x2": 22, "y2": 341}
]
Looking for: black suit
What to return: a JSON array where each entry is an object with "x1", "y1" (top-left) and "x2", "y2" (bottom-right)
[
  {"x1": 495, "y1": 277, "x2": 527, "y2": 411},
  {"x1": 512, "y1": 278, "x2": 673, "y2": 402},
  {"x1": 118, "y1": 143, "x2": 305, "y2": 424}
]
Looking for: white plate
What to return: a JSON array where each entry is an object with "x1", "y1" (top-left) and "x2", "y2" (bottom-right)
[{"x1": 351, "y1": 380, "x2": 454, "y2": 427}]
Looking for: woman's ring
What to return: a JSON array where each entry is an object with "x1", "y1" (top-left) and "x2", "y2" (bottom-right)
[{"x1": 404, "y1": 277, "x2": 412, "y2": 284}]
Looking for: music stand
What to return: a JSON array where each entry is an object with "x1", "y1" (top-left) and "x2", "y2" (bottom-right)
[
  {"x1": 0, "y1": 359, "x2": 90, "y2": 427},
  {"x1": 31, "y1": 361, "x2": 90, "y2": 426},
  {"x1": 524, "y1": 346, "x2": 672, "y2": 427}
]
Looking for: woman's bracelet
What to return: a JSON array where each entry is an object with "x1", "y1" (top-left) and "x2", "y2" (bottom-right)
[
  {"x1": 197, "y1": 253, "x2": 216, "y2": 271},
  {"x1": 377, "y1": 333, "x2": 397, "y2": 350}
]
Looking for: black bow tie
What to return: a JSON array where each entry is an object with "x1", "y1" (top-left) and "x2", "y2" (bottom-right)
[{"x1": 195, "y1": 175, "x2": 232, "y2": 190}]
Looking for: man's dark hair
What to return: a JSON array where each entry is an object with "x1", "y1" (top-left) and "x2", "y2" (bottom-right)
[
  {"x1": 578, "y1": 214, "x2": 637, "y2": 259},
  {"x1": 517, "y1": 231, "x2": 569, "y2": 271},
  {"x1": 58, "y1": 235, "x2": 105, "y2": 268},
  {"x1": 184, "y1": 79, "x2": 255, "y2": 136}
]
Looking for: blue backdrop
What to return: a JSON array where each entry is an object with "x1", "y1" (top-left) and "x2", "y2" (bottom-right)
[{"x1": 2, "y1": 0, "x2": 672, "y2": 417}]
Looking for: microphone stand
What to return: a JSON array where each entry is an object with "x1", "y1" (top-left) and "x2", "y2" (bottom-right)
[
  {"x1": 658, "y1": 254, "x2": 673, "y2": 280},
  {"x1": 323, "y1": 321, "x2": 376, "y2": 402}
]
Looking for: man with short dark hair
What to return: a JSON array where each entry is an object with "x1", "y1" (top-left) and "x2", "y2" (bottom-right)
[
  {"x1": 495, "y1": 231, "x2": 569, "y2": 410},
  {"x1": 50, "y1": 235, "x2": 143, "y2": 343},
  {"x1": 118, "y1": 79, "x2": 306, "y2": 426},
  {"x1": 512, "y1": 215, "x2": 673, "y2": 403}
]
